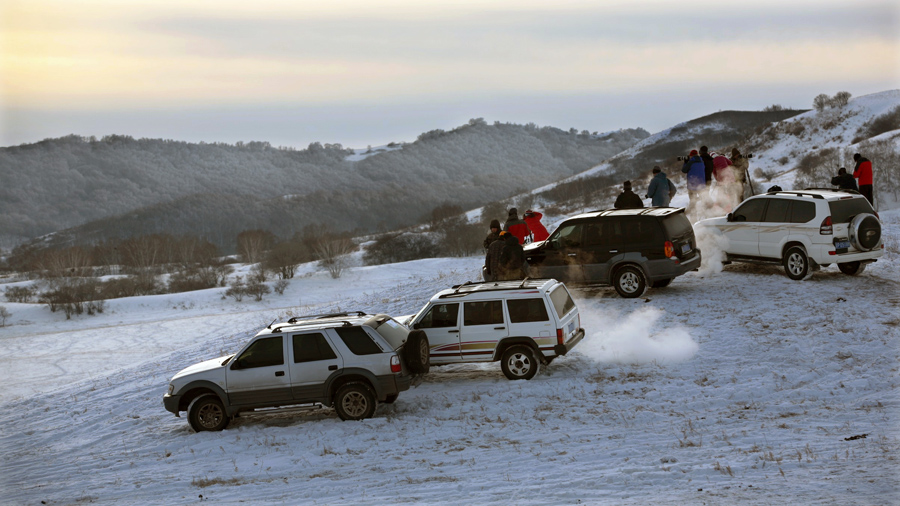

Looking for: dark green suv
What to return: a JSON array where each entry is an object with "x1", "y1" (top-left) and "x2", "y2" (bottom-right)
[{"x1": 523, "y1": 208, "x2": 702, "y2": 298}]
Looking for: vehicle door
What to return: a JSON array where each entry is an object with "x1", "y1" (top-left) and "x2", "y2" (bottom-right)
[
  {"x1": 505, "y1": 297, "x2": 555, "y2": 352},
  {"x1": 535, "y1": 223, "x2": 585, "y2": 283},
  {"x1": 226, "y1": 335, "x2": 293, "y2": 406},
  {"x1": 413, "y1": 303, "x2": 461, "y2": 363},
  {"x1": 725, "y1": 198, "x2": 768, "y2": 256},
  {"x1": 580, "y1": 220, "x2": 614, "y2": 283},
  {"x1": 287, "y1": 331, "x2": 343, "y2": 403},
  {"x1": 757, "y1": 198, "x2": 792, "y2": 258},
  {"x1": 460, "y1": 299, "x2": 507, "y2": 361}
]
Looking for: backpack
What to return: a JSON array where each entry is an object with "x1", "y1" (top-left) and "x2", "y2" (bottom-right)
[{"x1": 667, "y1": 178, "x2": 677, "y2": 198}]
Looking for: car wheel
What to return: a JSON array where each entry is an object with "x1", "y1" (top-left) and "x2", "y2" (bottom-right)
[
  {"x1": 651, "y1": 278, "x2": 672, "y2": 288},
  {"x1": 613, "y1": 265, "x2": 647, "y2": 298},
  {"x1": 334, "y1": 382, "x2": 376, "y2": 421},
  {"x1": 500, "y1": 345, "x2": 540, "y2": 380},
  {"x1": 783, "y1": 246, "x2": 813, "y2": 281},
  {"x1": 838, "y1": 261, "x2": 866, "y2": 276},
  {"x1": 403, "y1": 330, "x2": 430, "y2": 375},
  {"x1": 187, "y1": 394, "x2": 229, "y2": 432}
]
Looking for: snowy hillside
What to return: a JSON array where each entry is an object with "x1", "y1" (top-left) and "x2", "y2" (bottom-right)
[{"x1": 1, "y1": 209, "x2": 899, "y2": 504}]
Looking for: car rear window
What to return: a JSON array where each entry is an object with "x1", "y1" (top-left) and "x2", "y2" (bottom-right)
[
  {"x1": 507, "y1": 298, "x2": 550, "y2": 323},
  {"x1": 548, "y1": 285, "x2": 576, "y2": 319},
  {"x1": 662, "y1": 214, "x2": 693, "y2": 238},
  {"x1": 335, "y1": 327, "x2": 383, "y2": 355},
  {"x1": 829, "y1": 198, "x2": 875, "y2": 223}
]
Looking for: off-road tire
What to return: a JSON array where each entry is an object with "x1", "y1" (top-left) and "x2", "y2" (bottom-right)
[
  {"x1": 187, "y1": 394, "x2": 229, "y2": 432},
  {"x1": 783, "y1": 246, "x2": 813, "y2": 281},
  {"x1": 849, "y1": 213, "x2": 881, "y2": 251},
  {"x1": 334, "y1": 382, "x2": 377, "y2": 421},
  {"x1": 838, "y1": 261, "x2": 866, "y2": 276},
  {"x1": 500, "y1": 345, "x2": 540, "y2": 380},
  {"x1": 613, "y1": 265, "x2": 647, "y2": 298},
  {"x1": 403, "y1": 330, "x2": 430, "y2": 375}
]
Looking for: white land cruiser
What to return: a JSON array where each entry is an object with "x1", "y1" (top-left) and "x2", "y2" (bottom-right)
[
  {"x1": 697, "y1": 189, "x2": 883, "y2": 280},
  {"x1": 163, "y1": 312, "x2": 429, "y2": 432},
  {"x1": 402, "y1": 279, "x2": 584, "y2": 380}
]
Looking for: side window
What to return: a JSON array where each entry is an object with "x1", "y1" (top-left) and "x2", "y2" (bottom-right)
[
  {"x1": 335, "y1": 327, "x2": 383, "y2": 355},
  {"x1": 732, "y1": 198, "x2": 767, "y2": 222},
  {"x1": 463, "y1": 300, "x2": 504, "y2": 326},
  {"x1": 550, "y1": 224, "x2": 583, "y2": 249},
  {"x1": 549, "y1": 285, "x2": 576, "y2": 319},
  {"x1": 235, "y1": 336, "x2": 284, "y2": 369},
  {"x1": 791, "y1": 201, "x2": 816, "y2": 223},
  {"x1": 763, "y1": 199, "x2": 791, "y2": 223},
  {"x1": 292, "y1": 332, "x2": 338, "y2": 363},
  {"x1": 418, "y1": 303, "x2": 459, "y2": 328},
  {"x1": 584, "y1": 222, "x2": 604, "y2": 247},
  {"x1": 622, "y1": 218, "x2": 661, "y2": 242},
  {"x1": 507, "y1": 298, "x2": 550, "y2": 323}
]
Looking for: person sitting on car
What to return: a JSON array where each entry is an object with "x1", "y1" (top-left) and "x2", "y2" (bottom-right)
[
  {"x1": 831, "y1": 167, "x2": 858, "y2": 191},
  {"x1": 614, "y1": 181, "x2": 644, "y2": 209}
]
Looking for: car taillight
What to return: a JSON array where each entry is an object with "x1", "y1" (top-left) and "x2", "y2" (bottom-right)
[
  {"x1": 820, "y1": 216, "x2": 833, "y2": 235},
  {"x1": 390, "y1": 355, "x2": 401, "y2": 373},
  {"x1": 664, "y1": 241, "x2": 675, "y2": 258},
  {"x1": 557, "y1": 328, "x2": 564, "y2": 345}
]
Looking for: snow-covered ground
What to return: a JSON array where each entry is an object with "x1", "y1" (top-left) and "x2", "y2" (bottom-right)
[{"x1": 1, "y1": 210, "x2": 898, "y2": 505}]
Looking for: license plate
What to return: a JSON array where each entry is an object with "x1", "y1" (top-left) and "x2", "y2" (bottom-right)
[
  {"x1": 835, "y1": 240, "x2": 850, "y2": 249},
  {"x1": 568, "y1": 321, "x2": 575, "y2": 334},
  {"x1": 681, "y1": 243, "x2": 691, "y2": 254}
]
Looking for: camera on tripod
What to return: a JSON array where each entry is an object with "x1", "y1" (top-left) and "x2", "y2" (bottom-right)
[
  {"x1": 676, "y1": 156, "x2": 690, "y2": 161},
  {"x1": 736, "y1": 153, "x2": 754, "y2": 159}
]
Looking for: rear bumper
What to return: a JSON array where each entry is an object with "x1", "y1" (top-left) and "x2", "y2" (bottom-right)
[
  {"x1": 809, "y1": 244, "x2": 883, "y2": 265},
  {"x1": 646, "y1": 249, "x2": 702, "y2": 281},
  {"x1": 554, "y1": 328, "x2": 585, "y2": 356}
]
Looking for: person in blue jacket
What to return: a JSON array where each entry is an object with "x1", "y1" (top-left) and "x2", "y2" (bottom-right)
[
  {"x1": 681, "y1": 149, "x2": 706, "y2": 213},
  {"x1": 646, "y1": 166, "x2": 671, "y2": 207}
]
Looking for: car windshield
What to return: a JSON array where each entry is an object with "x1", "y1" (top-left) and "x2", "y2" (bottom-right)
[{"x1": 829, "y1": 198, "x2": 875, "y2": 223}]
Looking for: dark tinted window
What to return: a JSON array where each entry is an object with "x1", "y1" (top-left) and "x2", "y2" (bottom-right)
[
  {"x1": 507, "y1": 298, "x2": 550, "y2": 323},
  {"x1": 335, "y1": 327, "x2": 383, "y2": 355},
  {"x1": 463, "y1": 300, "x2": 504, "y2": 326},
  {"x1": 763, "y1": 199, "x2": 791, "y2": 222},
  {"x1": 662, "y1": 214, "x2": 693, "y2": 239},
  {"x1": 236, "y1": 336, "x2": 284, "y2": 369},
  {"x1": 549, "y1": 285, "x2": 576, "y2": 319},
  {"x1": 292, "y1": 332, "x2": 337, "y2": 363},
  {"x1": 791, "y1": 201, "x2": 816, "y2": 223},
  {"x1": 550, "y1": 223, "x2": 583, "y2": 248},
  {"x1": 418, "y1": 303, "x2": 459, "y2": 328},
  {"x1": 829, "y1": 198, "x2": 875, "y2": 223},
  {"x1": 732, "y1": 198, "x2": 767, "y2": 222},
  {"x1": 584, "y1": 222, "x2": 604, "y2": 247}
]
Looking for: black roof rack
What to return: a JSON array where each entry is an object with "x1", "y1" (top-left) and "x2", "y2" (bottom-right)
[
  {"x1": 287, "y1": 311, "x2": 367, "y2": 324},
  {"x1": 439, "y1": 278, "x2": 547, "y2": 298},
  {"x1": 765, "y1": 190, "x2": 825, "y2": 199},
  {"x1": 804, "y1": 187, "x2": 861, "y2": 195}
]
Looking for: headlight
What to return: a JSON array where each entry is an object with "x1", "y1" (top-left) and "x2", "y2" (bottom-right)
[{"x1": 167, "y1": 384, "x2": 174, "y2": 395}]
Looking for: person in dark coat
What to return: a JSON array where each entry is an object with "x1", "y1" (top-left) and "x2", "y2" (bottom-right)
[
  {"x1": 699, "y1": 145, "x2": 715, "y2": 186},
  {"x1": 504, "y1": 208, "x2": 531, "y2": 245},
  {"x1": 614, "y1": 181, "x2": 644, "y2": 209},
  {"x1": 523, "y1": 210, "x2": 550, "y2": 242},
  {"x1": 498, "y1": 232, "x2": 527, "y2": 280},
  {"x1": 645, "y1": 166, "x2": 671, "y2": 207},
  {"x1": 483, "y1": 219, "x2": 502, "y2": 250},
  {"x1": 831, "y1": 167, "x2": 858, "y2": 191},
  {"x1": 681, "y1": 149, "x2": 706, "y2": 214},
  {"x1": 852, "y1": 153, "x2": 874, "y2": 205},
  {"x1": 484, "y1": 231, "x2": 509, "y2": 281}
]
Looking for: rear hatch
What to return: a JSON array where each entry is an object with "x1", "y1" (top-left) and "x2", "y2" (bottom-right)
[
  {"x1": 661, "y1": 213, "x2": 697, "y2": 260},
  {"x1": 828, "y1": 197, "x2": 878, "y2": 252}
]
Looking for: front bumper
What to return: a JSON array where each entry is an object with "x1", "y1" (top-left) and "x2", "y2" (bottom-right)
[
  {"x1": 554, "y1": 328, "x2": 585, "y2": 356},
  {"x1": 163, "y1": 394, "x2": 182, "y2": 416}
]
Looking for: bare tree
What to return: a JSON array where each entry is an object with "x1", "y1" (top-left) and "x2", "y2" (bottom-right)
[
  {"x1": 832, "y1": 91, "x2": 852, "y2": 107},
  {"x1": 316, "y1": 237, "x2": 356, "y2": 279},
  {"x1": 813, "y1": 94, "x2": 830, "y2": 112},
  {"x1": 236, "y1": 229, "x2": 277, "y2": 264}
]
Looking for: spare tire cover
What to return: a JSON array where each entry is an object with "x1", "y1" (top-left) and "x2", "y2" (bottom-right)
[{"x1": 849, "y1": 214, "x2": 881, "y2": 251}]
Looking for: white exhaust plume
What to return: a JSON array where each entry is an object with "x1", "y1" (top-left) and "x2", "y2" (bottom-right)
[{"x1": 577, "y1": 306, "x2": 698, "y2": 365}]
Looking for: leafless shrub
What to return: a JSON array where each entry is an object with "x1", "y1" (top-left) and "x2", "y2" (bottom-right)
[
  {"x1": 245, "y1": 281, "x2": 271, "y2": 302},
  {"x1": 316, "y1": 237, "x2": 356, "y2": 279},
  {"x1": 273, "y1": 279, "x2": 289, "y2": 295},
  {"x1": 4, "y1": 285, "x2": 35, "y2": 303},
  {"x1": 0, "y1": 306, "x2": 10, "y2": 327},
  {"x1": 225, "y1": 277, "x2": 246, "y2": 301}
]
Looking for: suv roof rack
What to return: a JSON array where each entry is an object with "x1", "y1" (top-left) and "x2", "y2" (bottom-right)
[
  {"x1": 440, "y1": 278, "x2": 547, "y2": 298},
  {"x1": 766, "y1": 190, "x2": 825, "y2": 199},
  {"x1": 287, "y1": 311, "x2": 367, "y2": 324},
  {"x1": 803, "y1": 187, "x2": 861, "y2": 195}
]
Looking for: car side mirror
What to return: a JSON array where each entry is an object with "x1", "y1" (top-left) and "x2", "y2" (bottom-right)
[
  {"x1": 726, "y1": 213, "x2": 733, "y2": 222},
  {"x1": 412, "y1": 322, "x2": 420, "y2": 330}
]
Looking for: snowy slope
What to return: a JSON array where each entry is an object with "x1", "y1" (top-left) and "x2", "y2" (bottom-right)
[{"x1": 1, "y1": 211, "x2": 899, "y2": 505}]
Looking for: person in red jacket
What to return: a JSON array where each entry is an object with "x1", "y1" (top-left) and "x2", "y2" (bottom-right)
[
  {"x1": 523, "y1": 210, "x2": 549, "y2": 242},
  {"x1": 503, "y1": 208, "x2": 531, "y2": 245},
  {"x1": 852, "y1": 153, "x2": 874, "y2": 205}
]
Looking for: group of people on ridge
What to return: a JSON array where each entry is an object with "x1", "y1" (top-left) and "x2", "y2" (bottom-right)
[
  {"x1": 613, "y1": 166, "x2": 678, "y2": 210},
  {"x1": 483, "y1": 208, "x2": 548, "y2": 281},
  {"x1": 680, "y1": 145, "x2": 752, "y2": 214}
]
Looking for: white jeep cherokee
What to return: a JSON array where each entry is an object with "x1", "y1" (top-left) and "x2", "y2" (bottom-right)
[
  {"x1": 402, "y1": 279, "x2": 584, "y2": 380},
  {"x1": 163, "y1": 312, "x2": 429, "y2": 432},
  {"x1": 697, "y1": 189, "x2": 883, "y2": 280}
]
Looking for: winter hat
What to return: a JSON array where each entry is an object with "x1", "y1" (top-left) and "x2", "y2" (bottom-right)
[
  {"x1": 499, "y1": 231, "x2": 509, "y2": 237},
  {"x1": 623, "y1": 180, "x2": 632, "y2": 190},
  {"x1": 490, "y1": 219, "x2": 501, "y2": 229},
  {"x1": 652, "y1": 166, "x2": 661, "y2": 174},
  {"x1": 700, "y1": 146, "x2": 709, "y2": 154},
  {"x1": 524, "y1": 210, "x2": 534, "y2": 217},
  {"x1": 508, "y1": 208, "x2": 518, "y2": 217},
  {"x1": 838, "y1": 167, "x2": 847, "y2": 175},
  {"x1": 853, "y1": 153, "x2": 861, "y2": 161},
  {"x1": 689, "y1": 149, "x2": 699, "y2": 157}
]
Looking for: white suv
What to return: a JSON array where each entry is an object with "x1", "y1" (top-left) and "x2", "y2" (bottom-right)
[
  {"x1": 697, "y1": 189, "x2": 883, "y2": 280},
  {"x1": 402, "y1": 279, "x2": 584, "y2": 380},
  {"x1": 163, "y1": 312, "x2": 428, "y2": 432}
]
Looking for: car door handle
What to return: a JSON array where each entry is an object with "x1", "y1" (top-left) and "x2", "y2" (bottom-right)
[
  {"x1": 275, "y1": 371, "x2": 285, "y2": 377},
  {"x1": 328, "y1": 365, "x2": 338, "y2": 371},
  {"x1": 567, "y1": 253, "x2": 577, "y2": 257},
  {"x1": 609, "y1": 250, "x2": 618, "y2": 253},
  {"x1": 448, "y1": 329, "x2": 458, "y2": 333},
  {"x1": 494, "y1": 326, "x2": 506, "y2": 330}
]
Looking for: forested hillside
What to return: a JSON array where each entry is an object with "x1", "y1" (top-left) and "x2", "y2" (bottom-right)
[{"x1": 0, "y1": 121, "x2": 648, "y2": 249}]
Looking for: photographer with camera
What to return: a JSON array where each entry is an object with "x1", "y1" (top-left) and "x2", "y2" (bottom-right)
[
  {"x1": 680, "y1": 149, "x2": 706, "y2": 214},
  {"x1": 731, "y1": 148, "x2": 754, "y2": 200}
]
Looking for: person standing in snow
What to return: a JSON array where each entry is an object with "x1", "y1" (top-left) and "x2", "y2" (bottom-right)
[
  {"x1": 731, "y1": 148, "x2": 752, "y2": 200},
  {"x1": 699, "y1": 145, "x2": 715, "y2": 188},
  {"x1": 498, "y1": 231, "x2": 527, "y2": 280},
  {"x1": 645, "y1": 166, "x2": 671, "y2": 207},
  {"x1": 614, "y1": 181, "x2": 644, "y2": 209},
  {"x1": 523, "y1": 210, "x2": 550, "y2": 242},
  {"x1": 483, "y1": 219, "x2": 502, "y2": 251},
  {"x1": 852, "y1": 153, "x2": 874, "y2": 205},
  {"x1": 504, "y1": 208, "x2": 531, "y2": 245},
  {"x1": 484, "y1": 231, "x2": 508, "y2": 281},
  {"x1": 681, "y1": 149, "x2": 706, "y2": 213},
  {"x1": 711, "y1": 151, "x2": 741, "y2": 210},
  {"x1": 831, "y1": 167, "x2": 858, "y2": 191}
]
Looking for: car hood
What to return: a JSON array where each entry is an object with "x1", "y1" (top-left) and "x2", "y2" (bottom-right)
[
  {"x1": 171, "y1": 355, "x2": 232, "y2": 381},
  {"x1": 523, "y1": 240, "x2": 546, "y2": 252}
]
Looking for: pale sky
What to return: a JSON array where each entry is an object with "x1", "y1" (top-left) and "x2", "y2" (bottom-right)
[{"x1": 1, "y1": 0, "x2": 898, "y2": 148}]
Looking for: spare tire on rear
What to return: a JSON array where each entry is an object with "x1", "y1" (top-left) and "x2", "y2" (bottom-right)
[
  {"x1": 849, "y1": 213, "x2": 881, "y2": 251},
  {"x1": 403, "y1": 330, "x2": 430, "y2": 375}
]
